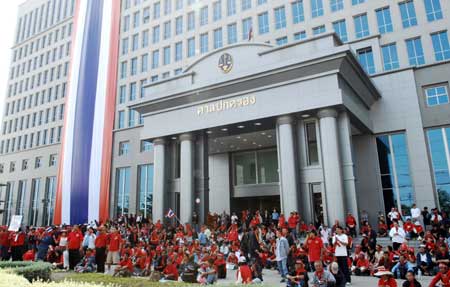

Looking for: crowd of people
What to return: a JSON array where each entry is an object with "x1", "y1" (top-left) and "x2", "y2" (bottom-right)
[{"x1": 0, "y1": 204, "x2": 449, "y2": 286}]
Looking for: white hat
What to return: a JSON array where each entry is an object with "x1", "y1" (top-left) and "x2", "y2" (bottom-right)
[{"x1": 238, "y1": 256, "x2": 247, "y2": 263}]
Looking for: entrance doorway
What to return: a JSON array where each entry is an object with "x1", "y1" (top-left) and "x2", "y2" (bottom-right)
[
  {"x1": 231, "y1": 196, "x2": 280, "y2": 215},
  {"x1": 310, "y1": 183, "x2": 325, "y2": 226}
]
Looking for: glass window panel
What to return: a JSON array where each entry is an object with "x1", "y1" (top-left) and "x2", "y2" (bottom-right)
[
  {"x1": 257, "y1": 150, "x2": 279, "y2": 183},
  {"x1": 234, "y1": 152, "x2": 257, "y2": 185}
]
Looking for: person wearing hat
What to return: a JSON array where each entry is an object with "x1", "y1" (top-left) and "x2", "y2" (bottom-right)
[
  {"x1": 375, "y1": 266, "x2": 397, "y2": 287},
  {"x1": 286, "y1": 259, "x2": 309, "y2": 287},
  {"x1": 236, "y1": 256, "x2": 252, "y2": 284},
  {"x1": 416, "y1": 244, "x2": 432, "y2": 276},
  {"x1": 429, "y1": 263, "x2": 450, "y2": 287}
]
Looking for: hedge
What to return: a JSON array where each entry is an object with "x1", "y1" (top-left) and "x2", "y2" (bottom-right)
[{"x1": 0, "y1": 261, "x2": 52, "y2": 282}]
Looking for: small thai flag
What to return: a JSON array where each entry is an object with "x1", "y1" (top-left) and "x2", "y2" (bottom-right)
[
  {"x1": 45, "y1": 227, "x2": 53, "y2": 233},
  {"x1": 166, "y1": 209, "x2": 175, "y2": 219}
]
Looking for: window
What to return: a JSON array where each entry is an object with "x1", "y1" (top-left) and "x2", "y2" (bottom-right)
[
  {"x1": 176, "y1": 0, "x2": 183, "y2": 10},
  {"x1": 152, "y1": 25, "x2": 160, "y2": 43},
  {"x1": 175, "y1": 16, "x2": 183, "y2": 35},
  {"x1": 294, "y1": 31, "x2": 306, "y2": 41},
  {"x1": 305, "y1": 122, "x2": 319, "y2": 165},
  {"x1": 313, "y1": 25, "x2": 325, "y2": 35},
  {"x1": 187, "y1": 37, "x2": 195, "y2": 57},
  {"x1": 120, "y1": 61, "x2": 127, "y2": 79},
  {"x1": 352, "y1": 0, "x2": 364, "y2": 5},
  {"x1": 118, "y1": 110, "x2": 125, "y2": 129},
  {"x1": 213, "y1": 1, "x2": 222, "y2": 21},
  {"x1": 376, "y1": 7, "x2": 393, "y2": 34},
  {"x1": 311, "y1": 0, "x2": 323, "y2": 18},
  {"x1": 29, "y1": 178, "x2": 40, "y2": 226},
  {"x1": 131, "y1": 57, "x2": 137, "y2": 75},
  {"x1": 141, "y1": 140, "x2": 153, "y2": 152},
  {"x1": 227, "y1": 23, "x2": 237, "y2": 44},
  {"x1": 129, "y1": 82, "x2": 137, "y2": 101},
  {"x1": 241, "y1": 0, "x2": 251, "y2": 11},
  {"x1": 153, "y1": 2, "x2": 161, "y2": 19},
  {"x1": 140, "y1": 79, "x2": 148, "y2": 98},
  {"x1": 357, "y1": 47, "x2": 375, "y2": 75},
  {"x1": 116, "y1": 167, "x2": 131, "y2": 215},
  {"x1": 276, "y1": 37, "x2": 288, "y2": 46},
  {"x1": 200, "y1": 6, "x2": 208, "y2": 26},
  {"x1": 123, "y1": 15, "x2": 130, "y2": 32},
  {"x1": 406, "y1": 38, "x2": 425, "y2": 66},
  {"x1": 152, "y1": 50, "x2": 159, "y2": 68},
  {"x1": 382, "y1": 43, "x2": 400, "y2": 71},
  {"x1": 35, "y1": 156, "x2": 42, "y2": 168},
  {"x1": 426, "y1": 127, "x2": 450, "y2": 213},
  {"x1": 424, "y1": 0, "x2": 442, "y2": 22},
  {"x1": 431, "y1": 31, "x2": 450, "y2": 61},
  {"x1": 138, "y1": 164, "x2": 154, "y2": 218},
  {"x1": 291, "y1": 1, "x2": 304, "y2": 23},
  {"x1": 119, "y1": 141, "x2": 130, "y2": 155},
  {"x1": 354, "y1": 14, "x2": 369, "y2": 38},
  {"x1": 163, "y1": 46, "x2": 170, "y2": 65},
  {"x1": 227, "y1": 0, "x2": 236, "y2": 16},
  {"x1": 187, "y1": 12, "x2": 195, "y2": 31},
  {"x1": 129, "y1": 109, "x2": 136, "y2": 127},
  {"x1": 49, "y1": 154, "x2": 57, "y2": 166},
  {"x1": 376, "y1": 133, "x2": 414, "y2": 215},
  {"x1": 214, "y1": 28, "x2": 223, "y2": 49},
  {"x1": 143, "y1": 7, "x2": 150, "y2": 23},
  {"x1": 242, "y1": 18, "x2": 252, "y2": 40},
  {"x1": 330, "y1": 0, "x2": 343, "y2": 12},
  {"x1": 274, "y1": 7, "x2": 286, "y2": 29},
  {"x1": 234, "y1": 149, "x2": 279, "y2": 185},
  {"x1": 16, "y1": 180, "x2": 26, "y2": 216},
  {"x1": 175, "y1": 42, "x2": 182, "y2": 61},
  {"x1": 333, "y1": 20, "x2": 348, "y2": 42},
  {"x1": 141, "y1": 54, "x2": 148, "y2": 72},
  {"x1": 121, "y1": 37, "x2": 129, "y2": 55},
  {"x1": 258, "y1": 12, "x2": 269, "y2": 35},
  {"x1": 164, "y1": 0, "x2": 171, "y2": 15},
  {"x1": 425, "y1": 85, "x2": 449, "y2": 106},
  {"x1": 133, "y1": 11, "x2": 140, "y2": 28},
  {"x1": 257, "y1": 0, "x2": 267, "y2": 4},
  {"x1": 399, "y1": 1, "x2": 417, "y2": 28},
  {"x1": 163, "y1": 21, "x2": 171, "y2": 39},
  {"x1": 200, "y1": 33, "x2": 209, "y2": 54},
  {"x1": 22, "y1": 159, "x2": 28, "y2": 170}
]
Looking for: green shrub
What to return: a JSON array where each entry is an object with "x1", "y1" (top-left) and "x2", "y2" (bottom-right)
[{"x1": 0, "y1": 261, "x2": 52, "y2": 283}]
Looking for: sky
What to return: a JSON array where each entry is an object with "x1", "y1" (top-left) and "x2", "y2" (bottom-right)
[{"x1": 0, "y1": 1, "x2": 22, "y2": 123}]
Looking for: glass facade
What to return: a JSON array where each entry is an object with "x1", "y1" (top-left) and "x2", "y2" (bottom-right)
[
  {"x1": 305, "y1": 122, "x2": 319, "y2": 165},
  {"x1": 138, "y1": 164, "x2": 154, "y2": 218},
  {"x1": 234, "y1": 149, "x2": 279, "y2": 185},
  {"x1": 16, "y1": 180, "x2": 26, "y2": 216},
  {"x1": 116, "y1": 167, "x2": 131, "y2": 215},
  {"x1": 42, "y1": 176, "x2": 56, "y2": 226},
  {"x1": 29, "y1": 178, "x2": 40, "y2": 226},
  {"x1": 427, "y1": 128, "x2": 450, "y2": 213},
  {"x1": 376, "y1": 133, "x2": 414, "y2": 215}
]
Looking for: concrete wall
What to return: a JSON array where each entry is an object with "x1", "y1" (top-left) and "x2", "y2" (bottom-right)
[{"x1": 208, "y1": 153, "x2": 230, "y2": 214}]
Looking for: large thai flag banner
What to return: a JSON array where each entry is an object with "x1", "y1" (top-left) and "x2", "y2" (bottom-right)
[{"x1": 53, "y1": 0, "x2": 121, "y2": 225}]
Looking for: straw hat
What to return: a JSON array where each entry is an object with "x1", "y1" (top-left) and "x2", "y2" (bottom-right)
[{"x1": 374, "y1": 267, "x2": 393, "y2": 277}]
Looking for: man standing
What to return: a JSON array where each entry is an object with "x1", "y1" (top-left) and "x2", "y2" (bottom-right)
[
  {"x1": 410, "y1": 204, "x2": 421, "y2": 224},
  {"x1": 388, "y1": 221, "x2": 405, "y2": 251},
  {"x1": 95, "y1": 226, "x2": 107, "y2": 273},
  {"x1": 333, "y1": 226, "x2": 350, "y2": 285},
  {"x1": 67, "y1": 225, "x2": 84, "y2": 269},
  {"x1": 275, "y1": 229, "x2": 289, "y2": 283},
  {"x1": 305, "y1": 230, "x2": 324, "y2": 271},
  {"x1": 106, "y1": 227, "x2": 122, "y2": 272}
]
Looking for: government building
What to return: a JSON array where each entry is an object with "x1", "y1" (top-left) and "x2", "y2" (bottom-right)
[{"x1": 0, "y1": 0, "x2": 449, "y2": 227}]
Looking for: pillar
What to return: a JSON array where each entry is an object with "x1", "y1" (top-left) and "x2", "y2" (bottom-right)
[
  {"x1": 152, "y1": 138, "x2": 166, "y2": 222},
  {"x1": 338, "y1": 111, "x2": 359, "y2": 225},
  {"x1": 276, "y1": 115, "x2": 299, "y2": 216},
  {"x1": 318, "y1": 108, "x2": 345, "y2": 225},
  {"x1": 180, "y1": 133, "x2": 194, "y2": 224}
]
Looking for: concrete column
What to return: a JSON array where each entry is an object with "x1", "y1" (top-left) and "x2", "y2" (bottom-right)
[
  {"x1": 318, "y1": 108, "x2": 345, "y2": 225},
  {"x1": 180, "y1": 133, "x2": 194, "y2": 224},
  {"x1": 152, "y1": 138, "x2": 166, "y2": 222},
  {"x1": 338, "y1": 111, "x2": 359, "y2": 225},
  {"x1": 276, "y1": 115, "x2": 299, "y2": 216}
]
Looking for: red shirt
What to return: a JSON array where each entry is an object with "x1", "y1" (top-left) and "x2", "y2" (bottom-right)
[
  {"x1": 346, "y1": 216, "x2": 357, "y2": 227},
  {"x1": 67, "y1": 231, "x2": 83, "y2": 250},
  {"x1": 429, "y1": 271, "x2": 450, "y2": 287},
  {"x1": 120, "y1": 258, "x2": 133, "y2": 272},
  {"x1": 95, "y1": 233, "x2": 107, "y2": 248},
  {"x1": 108, "y1": 233, "x2": 122, "y2": 252},
  {"x1": 0, "y1": 231, "x2": 10, "y2": 246},
  {"x1": 306, "y1": 237, "x2": 323, "y2": 262},
  {"x1": 288, "y1": 216, "x2": 298, "y2": 229},
  {"x1": 163, "y1": 263, "x2": 179, "y2": 280},
  {"x1": 11, "y1": 232, "x2": 25, "y2": 247},
  {"x1": 378, "y1": 277, "x2": 397, "y2": 287},
  {"x1": 237, "y1": 265, "x2": 252, "y2": 283}
]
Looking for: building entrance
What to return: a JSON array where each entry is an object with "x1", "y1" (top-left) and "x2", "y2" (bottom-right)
[{"x1": 230, "y1": 196, "x2": 280, "y2": 215}]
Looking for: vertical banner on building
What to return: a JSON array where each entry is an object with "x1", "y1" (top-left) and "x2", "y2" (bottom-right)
[{"x1": 54, "y1": 0, "x2": 121, "y2": 225}]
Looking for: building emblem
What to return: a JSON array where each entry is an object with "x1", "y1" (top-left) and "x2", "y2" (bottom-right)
[{"x1": 218, "y1": 53, "x2": 233, "y2": 73}]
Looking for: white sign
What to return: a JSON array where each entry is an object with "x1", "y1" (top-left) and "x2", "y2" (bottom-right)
[{"x1": 8, "y1": 215, "x2": 23, "y2": 232}]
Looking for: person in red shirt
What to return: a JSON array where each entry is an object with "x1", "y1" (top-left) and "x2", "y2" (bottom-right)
[
  {"x1": 214, "y1": 253, "x2": 226, "y2": 279},
  {"x1": 236, "y1": 256, "x2": 252, "y2": 284},
  {"x1": 375, "y1": 267, "x2": 397, "y2": 287},
  {"x1": 10, "y1": 229, "x2": 26, "y2": 261},
  {"x1": 22, "y1": 249, "x2": 35, "y2": 261},
  {"x1": 162, "y1": 257, "x2": 179, "y2": 281},
  {"x1": 0, "y1": 226, "x2": 10, "y2": 260},
  {"x1": 67, "y1": 225, "x2": 84, "y2": 270},
  {"x1": 354, "y1": 253, "x2": 370, "y2": 276},
  {"x1": 106, "y1": 227, "x2": 122, "y2": 271},
  {"x1": 113, "y1": 252, "x2": 133, "y2": 277},
  {"x1": 429, "y1": 263, "x2": 450, "y2": 287},
  {"x1": 346, "y1": 212, "x2": 357, "y2": 237},
  {"x1": 287, "y1": 212, "x2": 299, "y2": 237},
  {"x1": 304, "y1": 231, "x2": 323, "y2": 269},
  {"x1": 94, "y1": 226, "x2": 107, "y2": 273}
]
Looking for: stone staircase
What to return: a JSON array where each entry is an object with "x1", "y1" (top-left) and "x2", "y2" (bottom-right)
[{"x1": 352, "y1": 236, "x2": 423, "y2": 250}]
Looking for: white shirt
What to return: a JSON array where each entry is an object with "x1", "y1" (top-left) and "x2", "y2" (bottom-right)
[
  {"x1": 389, "y1": 226, "x2": 405, "y2": 244},
  {"x1": 411, "y1": 208, "x2": 421, "y2": 219},
  {"x1": 332, "y1": 234, "x2": 348, "y2": 257}
]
